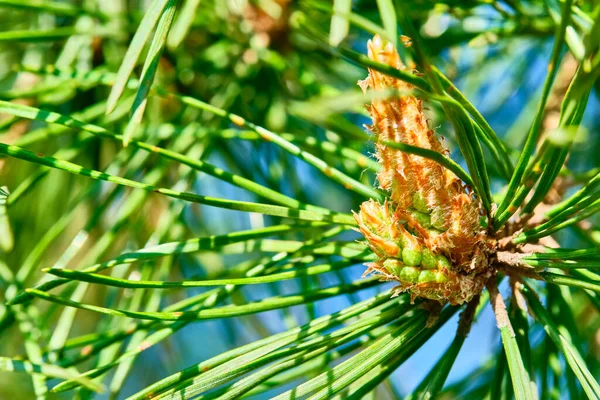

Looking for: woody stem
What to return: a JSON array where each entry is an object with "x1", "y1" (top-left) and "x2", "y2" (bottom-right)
[{"x1": 486, "y1": 278, "x2": 514, "y2": 336}]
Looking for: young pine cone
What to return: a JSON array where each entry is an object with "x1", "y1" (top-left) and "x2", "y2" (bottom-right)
[{"x1": 355, "y1": 35, "x2": 491, "y2": 305}]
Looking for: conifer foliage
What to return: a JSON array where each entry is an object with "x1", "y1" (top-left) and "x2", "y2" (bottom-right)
[{"x1": 0, "y1": 1, "x2": 599, "y2": 399}]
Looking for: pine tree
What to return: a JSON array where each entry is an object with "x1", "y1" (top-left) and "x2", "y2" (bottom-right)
[{"x1": 0, "y1": 1, "x2": 599, "y2": 399}]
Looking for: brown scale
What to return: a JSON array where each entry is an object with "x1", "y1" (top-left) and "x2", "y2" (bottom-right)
[
  {"x1": 427, "y1": 193, "x2": 482, "y2": 268},
  {"x1": 362, "y1": 62, "x2": 456, "y2": 222}
]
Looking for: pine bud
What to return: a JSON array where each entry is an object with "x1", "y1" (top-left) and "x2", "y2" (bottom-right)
[
  {"x1": 382, "y1": 258, "x2": 403, "y2": 276},
  {"x1": 418, "y1": 270, "x2": 437, "y2": 283},
  {"x1": 402, "y1": 248, "x2": 422, "y2": 266},
  {"x1": 421, "y1": 248, "x2": 438, "y2": 269},
  {"x1": 354, "y1": 35, "x2": 492, "y2": 305},
  {"x1": 399, "y1": 266, "x2": 420, "y2": 283},
  {"x1": 412, "y1": 193, "x2": 429, "y2": 213},
  {"x1": 354, "y1": 199, "x2": 402, "y2": 258}
]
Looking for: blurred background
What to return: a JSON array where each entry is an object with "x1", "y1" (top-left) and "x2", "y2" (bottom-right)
[{"x1": 1, "y1": 0, "x2": 599, "y2": 398}]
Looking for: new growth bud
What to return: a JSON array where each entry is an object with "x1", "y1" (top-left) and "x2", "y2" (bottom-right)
[
  {"x1": 354, "y1": 200, "x2": 401, "y2": 258},
  {"x1": 355, "y1": 35, "x2": 491, "y2": 305}
]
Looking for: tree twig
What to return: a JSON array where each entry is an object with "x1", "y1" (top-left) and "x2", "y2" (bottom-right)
[
  {"x1": 457, "y1": 294, "x2": 480, "y2": 337},
  {"x1": 487, "y1": 278, "x2": 514, "y2": 336}
]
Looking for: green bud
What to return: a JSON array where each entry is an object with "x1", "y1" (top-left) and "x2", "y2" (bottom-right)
[
  {"x1": 410, "y1": 209, "x2": 432, "y2": 228},
  {"x1": 402, "y1": 247, "x2": 422, "y2": 266},
  {"x1": 437, "y1": 254, "x2": 452, "y2": 269},
  {"x1": 435, "y1": 271, "x2": 450, "y2": 283},
  {"x1": 399, "y1": 266, "x2": 420, "y2": 283},
  {"x1": 395, "y1": 233, "x2": 409, "y2": 248},
  {"x1": 382, "y1": 258, "x2": 403, "y2": 276},
  {"x1": 412, "y1": 192, "x2": 429, "y2": 213},
  {"x1": 426, "y1": 228, "x2": 442, "y2": 238},
  {"x1": 421, "y1": 248, "x2": 437, "y2": 269},
  {"x1": 418, "y1": 270, "x2": 437, "y2": 283},
  {"x1": 430, "y1": 208, "x2": 448, "y2": 231}
]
